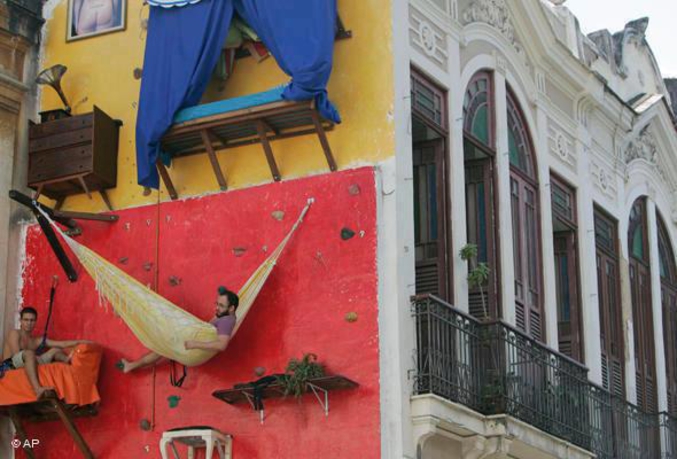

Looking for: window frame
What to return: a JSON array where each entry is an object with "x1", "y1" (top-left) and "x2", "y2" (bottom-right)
[
  {"x1": 507, "y1": 86, "x2": 544, "y2": 342},
  {"x1": 551, "y1": 173, "x2": 583, "y2": 362},
  {"x1": 594, "y1": 205, "x2": 625, "y2": 398}
]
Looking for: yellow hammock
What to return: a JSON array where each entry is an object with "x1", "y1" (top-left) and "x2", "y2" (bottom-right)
[{"x1": 38, "y1": 199, "x2": 313, "y2": 366}]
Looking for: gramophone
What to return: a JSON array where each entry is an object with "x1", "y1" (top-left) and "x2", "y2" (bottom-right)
[{"x1": 35, "y1": 64, "x2": 72, "y2": 122}]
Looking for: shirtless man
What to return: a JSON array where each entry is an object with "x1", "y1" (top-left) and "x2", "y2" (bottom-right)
[
  {"x1": 2, "y1": 307, "x2": 90, "y2": 398},
  {"x1": 119, "y1": 286, "x2": 238, "y2": 373},
  {"x1": 72, "y1": 0, "x2": 122, "y2": 37}
]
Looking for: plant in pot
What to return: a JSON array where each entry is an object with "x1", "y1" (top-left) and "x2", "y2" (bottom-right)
[
  {"x1": 277, "y1": 353, "x2": 326, "y2": 398},
  {"x1": 460, "y1": 244, "x2": 506, "y2": 412},
  {"x1": 459, "y1": 243, "x2": 491, "y2": 320}
]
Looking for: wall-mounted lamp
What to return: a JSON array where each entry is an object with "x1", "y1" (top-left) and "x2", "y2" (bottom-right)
[{"x1": 36, "y1": 64, "x2": 71, "y2": 114}]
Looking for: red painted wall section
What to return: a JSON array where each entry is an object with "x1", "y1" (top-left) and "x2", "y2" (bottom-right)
[{"x1": 17, "y1": 167, "x2": 380, "y2": 459}]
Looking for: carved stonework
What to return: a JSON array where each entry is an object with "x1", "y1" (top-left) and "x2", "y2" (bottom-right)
[
  {"x1": 624, "y1": 126, "x2": 657, "y2": 164},
  {"x1": 462, "y1": 0, "x2": 524, "y2": 59},
  {"x1": 409, "y1": 4, "x2": 449, "y2": 71},
  {"x1": 419, "y1": 22, "x2": 437, "y2": 56},
  {"x1": 548, "y1": 122, "x2": 576, "y2": 172},
  {"x1": 591, "y1": 158, "x2": 616, "y2": 199}
]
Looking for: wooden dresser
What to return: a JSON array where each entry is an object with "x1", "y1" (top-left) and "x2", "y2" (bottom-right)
[{"x1": 28, "y1": 106, "x2": 120, "y2": 209}]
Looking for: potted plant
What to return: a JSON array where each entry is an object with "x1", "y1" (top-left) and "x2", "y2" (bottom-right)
[
  {"x1": 459, "y1": 243, "x2": 491, "y2": 320},
  {"x1": 277, "y1": 353, "x2": 326, "y2": 398}
]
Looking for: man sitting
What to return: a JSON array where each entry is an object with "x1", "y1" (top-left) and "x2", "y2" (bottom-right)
[
  {"x1": 1, "y1": 307, "x2": 91, "y2": 398},
  {"x1": 119, "y1": 286, "x2": 238, "y2": 373}
]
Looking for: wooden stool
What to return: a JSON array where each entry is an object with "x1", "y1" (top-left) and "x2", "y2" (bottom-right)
[{"x1": 159, "y1": 426, "x2": 232, "y2": 459}]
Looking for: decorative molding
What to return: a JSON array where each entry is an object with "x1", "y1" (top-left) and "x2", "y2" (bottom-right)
[
  {"x1": 419, "y1": 22, "x2": 437, "y2": 56},
  {"x1": 624, "y1": 126, "x2": 657, "y2": 165},
  {"x1": 409, "y1": 4, "x2": 449, "y2": 71},
  {"x1": 548, "y1": 121, "x2": 576, "y2": 172},
  {"x1": 461, "y1": 0, "x2": 525, "y2": 59},
  {"x1": 535, "y1": 70, "x2": 547, "y2": 95},
  {"x1": 591, "y1": 158, "x2": 616, "y2": 199},
  {"x1": 671, "y1": 191, "x2": 677, "y2": 225}
]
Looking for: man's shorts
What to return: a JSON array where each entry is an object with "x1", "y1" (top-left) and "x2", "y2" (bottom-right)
[{"x1": 10, "y1": 350, "x2": 54, "y2": 369}]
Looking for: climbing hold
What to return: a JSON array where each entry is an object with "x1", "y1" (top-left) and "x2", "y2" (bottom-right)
[
  {"x1": 254, "y1": 366, "x2": 266, "y2": 377},
  {"x1": 142, "y1": 187, "x2": 151, "y2": 196},
  {"x1": 169, "y1": 276, "x2": 181, "y2": 287},
  {"x1": 143, "y1": 262, "x2": 153, "y2": 272},
  {"x1": 348, "y1": 184, "x2": 361, "y2": 195},
  {"x1": 232, "y1": 247, "x2": 247, "y2": 257},
  {"x1": 345, "y1": 312, "x2": 358, "y2": 323},
  {"x1": 133, "y1": 68, "x2": 143, "y2": 80},
  {"x1": 341, "y1": 228, "x2": 356, "y2": 240},
  {"x1": 139, "y1": 418, "x2": 151, "y2": 431},
  {"x1": 167, "y1": 395, "x2": 181, "y2": 409},
  {"x1": 271, "y1": 210, "x2": 285, "y2": 221},
  {"x1": 118, "y1": 257, "x2": 129, "y2": 265}
]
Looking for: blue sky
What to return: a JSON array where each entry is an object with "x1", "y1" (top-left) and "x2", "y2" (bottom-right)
[{"x1": 565, "y1": 0, "x2": 676, "y2": 78}]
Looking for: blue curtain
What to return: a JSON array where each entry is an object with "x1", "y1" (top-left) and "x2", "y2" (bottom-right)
[
  {"x1": 136, "y1": 0, "x2": 234, "y2": 188},
  {"x1": 234, "y1": 0, "x2": 340, "y2": 124},
  {"x1": 136, "y1": 0, "x2": 340, "y2": 188}
]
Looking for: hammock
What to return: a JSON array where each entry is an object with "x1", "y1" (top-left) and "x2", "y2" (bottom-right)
[{"x1": 37, "y1": 200, "x2": 313, "y2": 366}]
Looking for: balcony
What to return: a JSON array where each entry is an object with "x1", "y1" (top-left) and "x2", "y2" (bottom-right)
[{"x1": 412, "y1": 294, "x2": 677, "y2": 458}]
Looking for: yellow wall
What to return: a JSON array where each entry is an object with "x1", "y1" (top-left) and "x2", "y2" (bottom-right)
[{"x1": 39, "y1": 0, "x2": 394, "y2": 211}]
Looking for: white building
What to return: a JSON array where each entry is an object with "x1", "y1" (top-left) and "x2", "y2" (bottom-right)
[{"x1": 381, "y1": 0, "x2": 677, "y2": 457}]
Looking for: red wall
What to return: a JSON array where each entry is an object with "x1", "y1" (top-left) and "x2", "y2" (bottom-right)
[{"x1": 18, "y1": 167, "x2": 380, "y2": 459}]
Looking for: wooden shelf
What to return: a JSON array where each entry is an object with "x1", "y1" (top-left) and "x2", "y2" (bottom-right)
[
  {"x1": 212, "y1": 375, "x2": 357, "y2": 423},
  {"x1": 159, "y1": 97, "x2": 337, "y2": 200}
]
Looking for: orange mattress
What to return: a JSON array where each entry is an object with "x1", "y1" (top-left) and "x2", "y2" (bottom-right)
[{"x1": 0, "y1": 343, "x2": 102, "y2": 406}]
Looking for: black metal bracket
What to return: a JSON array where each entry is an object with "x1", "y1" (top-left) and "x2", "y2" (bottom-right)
[{"x1": 9, "y1": 190, "x2": 119, "y2": 283}]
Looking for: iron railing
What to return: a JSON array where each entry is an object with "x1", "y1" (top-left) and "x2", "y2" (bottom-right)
[
  {"x1": 661, "y1": 412, "x2": 677, "y2": 459},
  {"x1": 412, "y1": 294, "x2": 670, "y2": 458}
]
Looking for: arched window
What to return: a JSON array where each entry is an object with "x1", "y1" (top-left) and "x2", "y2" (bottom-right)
[
  {"x1": 658, "y1": 213, "x2": 677, "y2": 414},
  {"x1": 507, "y1": 86, "x2": 543, "y2": 341},
  {"x1": 628, "y1": 197, "x2": 657, "y2": 412},
  {"x1": 463, "y1": 71, "x2": 499, "y2": 319},
  {"x1": 463, "y1": 72, "x2": 493, "y2": 147}
]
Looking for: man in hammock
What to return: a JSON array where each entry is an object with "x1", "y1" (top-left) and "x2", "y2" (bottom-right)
[
  {"x1": 1, "y1": 306, "x2": 92, "y2": 398},
  {"x1": 119, "y1": 286, "x2": 239, "y2": 373}
]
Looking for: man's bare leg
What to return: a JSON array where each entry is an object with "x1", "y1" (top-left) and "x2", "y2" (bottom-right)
[
  {"x1": 40, "y1": 348, "x2": 71, "y2": 364},
  {"x1": 120, "y1": 352, "x2": 164, "y2": 373},
  {"x1": 22, "y1": 350, "x2": 54, "y2": 398}
]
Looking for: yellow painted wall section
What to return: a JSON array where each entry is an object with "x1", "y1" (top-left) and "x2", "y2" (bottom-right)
[{"x1": 39, "y1": 0, "x2": 394, "y2": 212}]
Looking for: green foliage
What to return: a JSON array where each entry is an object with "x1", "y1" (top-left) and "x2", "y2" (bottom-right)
[
  {"x1": 459, "y1": 243, "x2": 478, "y2": 262},
  {"x1": 460, "y1": 243, "x2": 491, "y2": 319},
  {"x1": 467, "y1": 262, "x2": 489, "y2": 289},
  {"x1": 277, "y1": 353, "x2": 326, "y2": 398}
]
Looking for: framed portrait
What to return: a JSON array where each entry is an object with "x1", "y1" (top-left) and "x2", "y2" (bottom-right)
[{"x1": 67, "y1": 0, "x2": 127, "y2": 42}]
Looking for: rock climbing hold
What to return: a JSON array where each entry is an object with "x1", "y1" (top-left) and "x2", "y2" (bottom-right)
[
  {"x1": 341, "y1": 228, "x2": 356, "y2": 240},
  {"x1": 232, "y1": 247, "x2": 247, "y2": 257},
  {"x1": 167, "y1": 395, "x2": 181, "y2": 409},
  {"x1": 345, "y1": 312, "x2": 358, "y2": 323},
  {"x1": 348, "y1": 184, "x2": 361, "y2": 195},
  {"x1": 271, "y1": 210, "x2": 285, "y2": 221},
  {"x1": 143, "y1": 262, "x2": 153, "y2": 272},
  {"x1": 169, "y1": 276, "x2": 181, "y2": 287},
  {"x1": 254, "y1": 366, "x2": 266, "y2": 377},
  {"x1": 118, "y1": 257, "x2": 129, "y2": 265},
  {"x1": 139, "y1": 418, "x2": 151, "y2": 431}
]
